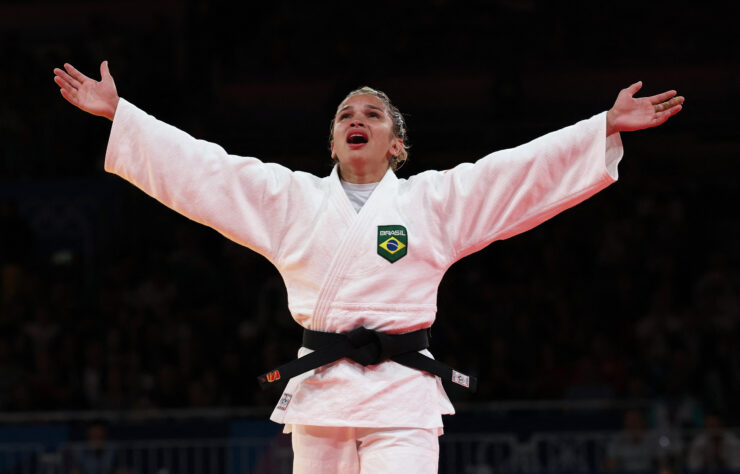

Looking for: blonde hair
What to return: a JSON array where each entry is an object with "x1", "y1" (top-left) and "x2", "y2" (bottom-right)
[{"x1": 329, "y1": 86, "x2": 409, "y2": 171}]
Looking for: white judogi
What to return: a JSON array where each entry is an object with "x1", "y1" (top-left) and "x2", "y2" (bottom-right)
[
  {"x1": 105, "y1": 99, "x2": 623, "y2": 434},
  {"x1": 290, "y1": 425, "x2": 439, "y2": 474}
]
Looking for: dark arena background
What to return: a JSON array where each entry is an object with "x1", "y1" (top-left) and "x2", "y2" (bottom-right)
[{"x1": 1, "y1": 1, "x2": 738, "y2": 473}]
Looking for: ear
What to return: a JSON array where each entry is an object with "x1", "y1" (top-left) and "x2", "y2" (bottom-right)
[
  {"x1": 390, "y1": 138, "x2": 403, "y2": 157},
  {"x1": 330, "y1": 140, "x2": 336, "y2": 159}
]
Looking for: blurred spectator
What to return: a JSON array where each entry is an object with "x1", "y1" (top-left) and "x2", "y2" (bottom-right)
[
  {"x1": 687, "y1": 413, "x2": 740, "y2": 472},
  {"x1": 0, "y1": 199, "x2": 34, "y2": 305},
  {"x1": 565, "y1": 357, "x2": 615, "y2": 401},
  {"x1": 23, "y1": 304, "x2": 59, "y2": 354},
  {"x1": 128, "y1": 264, "x2": 176, "y2": 319},
  {"x1": 0, "y1": 336, "x2": 23, "y2": 409},
  {"x1": 605, "y1": 409, "x2": 658, "y2": 472},
  {"x1": 65, "y1": 421, "x2": 126, "y2": 474},
  {"x1": 82, "y1": 342, "x2": 105, "y2": 408}
]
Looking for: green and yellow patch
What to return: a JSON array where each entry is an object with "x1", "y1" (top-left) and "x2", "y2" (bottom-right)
[{"x1": 377, "y1": 225, "x2": 407, "y2": 263}]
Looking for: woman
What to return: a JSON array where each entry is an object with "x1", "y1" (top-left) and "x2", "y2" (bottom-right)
[{"x1": 53, "y1": 61, "x2": 683, "y2": 474}]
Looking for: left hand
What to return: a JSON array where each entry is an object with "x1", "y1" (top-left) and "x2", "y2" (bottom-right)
[{"x1": 606, "y1": 81, "x2": 683, "y2": 135}]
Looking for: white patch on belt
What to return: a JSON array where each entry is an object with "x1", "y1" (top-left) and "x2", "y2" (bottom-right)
[
  {"x1": 277, "y1": 393, "x2": 292, "y2": 410},
  {"x1": 451, "y1": 370, "x2": 470, "y2": 388}
]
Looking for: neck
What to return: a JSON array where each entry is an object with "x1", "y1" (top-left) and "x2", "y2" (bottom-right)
[{"x1": 338, "y1": 164, "x2": 388, "y2": 184}]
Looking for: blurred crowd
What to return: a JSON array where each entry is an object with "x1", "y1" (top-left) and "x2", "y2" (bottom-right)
[
  {"x1": 54, "y1": 412, "x2": 740, "y2": 473},
  {"x1": 602, "y1": 409, "x2": 740, "y2": 472}
]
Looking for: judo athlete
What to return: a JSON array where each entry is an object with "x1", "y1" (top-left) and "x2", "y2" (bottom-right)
[{"x1": 54, "y1": 61, "x2": 683, "y2": 474}]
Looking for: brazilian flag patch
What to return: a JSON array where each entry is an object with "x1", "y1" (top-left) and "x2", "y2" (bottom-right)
[{"x1": 377, "y1": 225, "x2": 408, "y2": 263}]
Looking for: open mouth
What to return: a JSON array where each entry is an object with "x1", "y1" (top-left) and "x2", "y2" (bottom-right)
[{"x1": 346, "y1": 131, "x2": 368, "y2": 145}]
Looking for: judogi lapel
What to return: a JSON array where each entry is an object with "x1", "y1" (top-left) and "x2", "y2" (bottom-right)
[{"x1": 311, "y1": 166, "x2": 397, "y2": 331}]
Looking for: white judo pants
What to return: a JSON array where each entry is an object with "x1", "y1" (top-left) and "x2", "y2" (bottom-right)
[{"x1": 291, "y1": 425, "x2": 439, "y2": 474}]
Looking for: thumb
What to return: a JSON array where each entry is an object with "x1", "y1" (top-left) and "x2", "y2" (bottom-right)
[
  {"x1": 100, "y1": 60, "x2": 112, "y2": 79},
  {"x1": 626, "y1": 81, "x2": 643, "y2": 96}
]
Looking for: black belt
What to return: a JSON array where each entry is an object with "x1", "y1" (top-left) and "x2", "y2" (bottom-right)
[{"x1": 257, "y1": 326, "x2": 477, "y2": 392}]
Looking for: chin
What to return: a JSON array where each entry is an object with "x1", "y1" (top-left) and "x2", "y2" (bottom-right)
[
  {"x1": 338, "y1": 149, "x2": 389, "y2": 171},
  {"x1": 342, "y1": 153, "x2": 372, "y2": 167}
]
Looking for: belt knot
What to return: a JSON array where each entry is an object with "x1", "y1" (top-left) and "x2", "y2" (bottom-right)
[{"x1": 345, "y1": 327, "x2": 392, "y2": 366}]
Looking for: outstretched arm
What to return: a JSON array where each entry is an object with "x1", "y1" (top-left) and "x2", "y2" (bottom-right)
[
  {"x1": 606, "y1": 81, "x2": 684, "y2": 136},
  {"x1": 53, "y1": 61, "x2": 119, "y2": 121}
]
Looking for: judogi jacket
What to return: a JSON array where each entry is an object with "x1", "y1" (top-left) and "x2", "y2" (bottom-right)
[{"x1": 105, "y1": 99, "x2": 623, "y2": 432}]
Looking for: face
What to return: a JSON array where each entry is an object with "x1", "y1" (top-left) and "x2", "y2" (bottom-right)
[{"x1": 331, "y1": 94, "x2": 403, "y2": 180}]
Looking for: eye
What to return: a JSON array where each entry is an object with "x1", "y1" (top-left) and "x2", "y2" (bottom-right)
[
  {"x1": 369, "y1": 112, "x2": 380, "y2": 118},
  {"x1": 338, "y1": 112, "x2": 351, "y2": 120}
]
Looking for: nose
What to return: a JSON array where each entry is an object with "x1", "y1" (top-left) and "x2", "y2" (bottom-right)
[{"x1": 350, "y1": 119, "x2": 365, "y2": 127}]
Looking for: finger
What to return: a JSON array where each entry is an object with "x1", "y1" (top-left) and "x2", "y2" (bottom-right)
[
  {"x1": 64, "y1": 63, "x2": 90, "y2": 83},
  {"x1": 54, "y1": 67, "x2": 82, "y2": 89},
  {"x1": 54, "y1": 75, "x2": 77, "y2": 94},
  {"x1": 653, "y1": 96, "x2": 684, "y2": 112},
  {"x1": 100, "y1": 60, "x2": 112, "y2": 79},
  {"x1": 652, "y1": 104, "x2": 682, "y2": 126},
  {"x1": 649, "y1": 90, "x2": 677, "y2": 105},
  {"x1": 626, "y1": 81, "x2": 643, "y2": 96},
  {"x1": 59, "y1": 88, "x2": 79, "y2": 106}
]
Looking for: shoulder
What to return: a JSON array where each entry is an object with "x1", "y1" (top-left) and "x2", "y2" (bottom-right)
[
  {"x1": 399, "y1": 169, "x2": 444, "y2": 189},
  {"x1": 293, "y1": 168, "x2": 330, "y2": 189}
]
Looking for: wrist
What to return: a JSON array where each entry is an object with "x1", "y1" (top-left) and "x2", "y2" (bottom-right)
[
  {"x1": 106, "y1": 96, "x2": 120, "y2": 121},
  {"x1": 606, "y1": 109, "x2": 617, "y2": 136}
]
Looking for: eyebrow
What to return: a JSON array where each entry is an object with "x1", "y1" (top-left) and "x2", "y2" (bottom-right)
[{"x1": 337, "y1": 104, "x2": 385, "y2": 114}]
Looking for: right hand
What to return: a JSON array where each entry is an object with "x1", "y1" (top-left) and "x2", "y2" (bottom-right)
[{"x1": 53, "y1": 61, "x2": 119, "y2": 121}]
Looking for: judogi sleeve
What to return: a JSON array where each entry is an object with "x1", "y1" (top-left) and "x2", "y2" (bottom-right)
[
  {"x1": 416, "y1": 111, "x2": 623, "y2": 263},
  {"x1": 104, "y1": 99, "x2": 296, "y2": 262}
]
